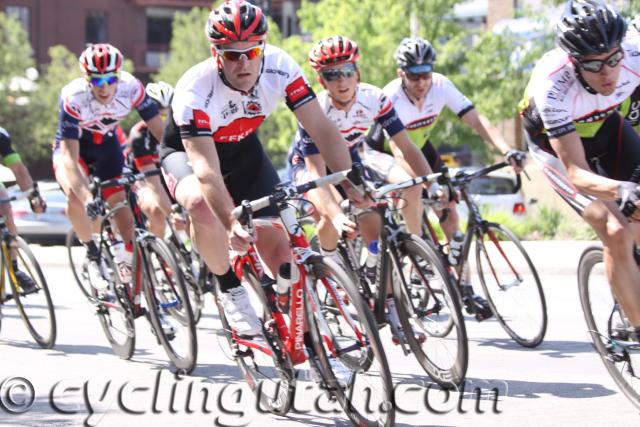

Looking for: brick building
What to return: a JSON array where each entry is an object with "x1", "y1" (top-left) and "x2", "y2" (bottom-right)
[{"x1": 1, "y1": 0, "x2": 302, "y2": 78}]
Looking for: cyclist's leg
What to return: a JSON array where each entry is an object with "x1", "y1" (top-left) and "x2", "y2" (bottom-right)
[
  {"x1": 53, "y1": 143, "x2": 93, "y2": 243},
  {"x1": 161, "y1": 151, "x2": 229, "y2": 274},
  {"x1": 291, "y1": 156, "x2": 342, "y2": 256},
  {"x1": 585, "y1": 115, "x2": 640, "y2": 328},
  {"x1": 421, "y1": 140, "x2": 459, "y2": 240},
  {"x1": 230, "y1": 147, "x2": 290, "y2": 277},
  {"x1": 529, "y1": 129, "x2": 640, "y2": 329},
  {"x1": 94, "y1": 134, "x2": 134, "y2": 246},
  {"x1": 134, "y1": 153, "x2": 172, "y2": 237},
  {"x1": 362, "y1": 143, "x2": 422, "y2": 235}
]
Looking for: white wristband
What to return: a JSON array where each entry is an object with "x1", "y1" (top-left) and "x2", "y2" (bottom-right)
[{"x1": 331, "y1": 213, "x2": 350, "y2": 234}]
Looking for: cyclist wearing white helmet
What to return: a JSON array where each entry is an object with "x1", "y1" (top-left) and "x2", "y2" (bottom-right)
[{"x1": 126, "y1": 81, "x2": 175, "y2": 237}]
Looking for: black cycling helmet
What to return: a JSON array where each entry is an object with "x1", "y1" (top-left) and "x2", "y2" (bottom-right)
[
  {"x1": 556, "y1": 0, "x2": 627, "y2": 57},
  {"x1": 394, "y1": 37, "x2": 436, "y2": 73}
]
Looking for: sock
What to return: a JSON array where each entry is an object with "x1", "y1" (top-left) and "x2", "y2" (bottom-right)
[{"x1": 216, "y1": 268, "x2": 241, "y2": 293}]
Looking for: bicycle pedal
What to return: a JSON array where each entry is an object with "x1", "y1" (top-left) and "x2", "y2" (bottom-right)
[{"x1": 93, "y1": 303, "x2": 108, "y2": 315}]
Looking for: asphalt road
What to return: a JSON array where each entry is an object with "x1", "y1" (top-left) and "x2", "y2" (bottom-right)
[{"x1": 0, "y1": 243, "x2": 638, "y2": 427}]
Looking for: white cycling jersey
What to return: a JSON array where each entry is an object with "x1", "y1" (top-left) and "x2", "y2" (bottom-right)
[
  {"x1": 383, "y1": 73, "x2": 474, "y2": 149},
  {"x1": 172, "y1": 44, "x2": 315, "y2": 144},
  {"x1": 520, "y1": 39, "x2": 640, "y2": 139},
  {"x1": 58, "y1": 71, "x2": 149, "y2": 137}
]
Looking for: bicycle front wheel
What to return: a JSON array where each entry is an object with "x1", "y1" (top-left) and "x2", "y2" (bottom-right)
[
  {"x1": 6, "y1": 237, "x2": 56, "y2": 348},
  {"x1": 213, "y1": 267, "x2": 295, "y2": 416},
  {"x1": 475, "y1": 223, "x2": 547, "y2": 347},
  {"x1": 578, "y1": 246, "x2": 640, "y2": 410},
  {"x1": 393, "y1": 235, "x2": 468, "y2": 388},
  {"x1": 307, "y1": 256, "x2": 395, "y2": 427},
  {"x1": 141, "y1": 237, "x2": 197, "y2": 374}
]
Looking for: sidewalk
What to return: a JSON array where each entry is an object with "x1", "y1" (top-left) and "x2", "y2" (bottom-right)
[{"x1": 519, "y1": 240, "x2": 596, "y2": 275}]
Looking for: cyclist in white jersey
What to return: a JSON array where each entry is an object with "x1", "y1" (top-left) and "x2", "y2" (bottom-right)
[
  {"x1": 288, "y1": 35, "x2": 435, "y2": 344},
  {"x1": 367, "y1": 37, "x2": 524, "y2": 318},
  {"x1": 160, "y1": 1, "x2": 366, "y2": 341},
  {"x1": 520, "y1": 0, "x2": 640, "y2": 339},
  {"x1": 53, "y1": 43, "x2": 164, "y2": 289}
]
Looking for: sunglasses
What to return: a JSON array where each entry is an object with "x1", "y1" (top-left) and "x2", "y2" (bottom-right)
[
  {"x1": 321, "y1": 63, "x2": 357, "y2": 82},
  {"x1": 404, "y1": 71, "x2": 432, "y2": 82},
  {"x1": 216, "y1": 44, "x2": 265, "y2": 61},
  {"x1": 88, "y1": 73, "x2": 119, "y2": 87},
  {"x1": 576, "y1": 49, "x2": 624, "y2": 73}
]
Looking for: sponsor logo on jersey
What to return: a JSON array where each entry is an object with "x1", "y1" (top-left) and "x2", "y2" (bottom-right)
[
  {"x1": 286, "y1": 77, "x2": 311, "y2": 104},
  {"x1": 265, "y1": 68, "x2": 290, "y2": 79},
  {"x1": 243, "y1": 101, "x2": 262, "y2": 116},
  {"x1": 193, "y1": 109, "x2": 211, "y2": 130},
  {"x1": 406, "y1": 115, "x2": 437, "y2": 130},
  {"x1": 221, "y1": 101, "x2": 239, "y2": 119}
]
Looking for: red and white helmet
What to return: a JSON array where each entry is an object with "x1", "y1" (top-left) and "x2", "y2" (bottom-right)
[
  {"x1": 79, "y1": 43, "x2": 123, "y2": 75},
  {"x1": 308, "y1": 36, "x2": 360, "y2": 70},
  {"x1": 205, "y1": 0, "x2": 268, "y2": 45}
]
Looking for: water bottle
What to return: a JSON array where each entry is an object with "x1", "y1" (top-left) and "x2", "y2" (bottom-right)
[
  {"x1": 448, "y1": 231, "x2": 464, "y2": 266},
  {"x1": 276, "y1": 262, "x2": 292, "y2": 311},
  {"x1": 365, "y1": 240, "x2": 379, "y2": 282}
]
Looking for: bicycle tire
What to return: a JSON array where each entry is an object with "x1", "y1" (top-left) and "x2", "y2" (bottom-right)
[
  {"x1": 213, "y1": 267, "x2": 295, "y2": 416},
  {"x1": 66, "y1": 229, "x2": 92, "y2": 299},
  {"x1": 578, "y1": 245, "x2": 640, "y2": 410},
  {"x1": 91, "y1": 245, "x2": 136, "y2": 359},
  {"x1": 475, "y1": 223, "x2": 547, "y2": 347},
  {"x1": 164, "y1": 236, "x2": 204, "y2": 324},
  {"x1": 306, "y1": 256, "x2": 395, "y2": 427},
  {"x1": 141, "y1": 236, "x2": 198, "y2": 374},
  {"x1": 5, "y1": 237, "x2": 57, "y2": 349},
  {"x1": 392, "y1": 234, "x2": 468, "y2": 388}
]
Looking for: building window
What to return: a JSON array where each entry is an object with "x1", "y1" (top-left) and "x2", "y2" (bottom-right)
[
  {"x1": 6, "y1": 6, "x2": 30, "y2": 37},
  {"x1": 147, "y1": 16, "x2": 172, "y2": 45},
  {"x1": 86, "y1": 11, "x2": 108, "y2": 44}
]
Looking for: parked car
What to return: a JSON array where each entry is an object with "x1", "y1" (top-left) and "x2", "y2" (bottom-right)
[
  {"x1": 10, "y1": 181, "x2": 71, "y2": 244},
  {"x1": 450, "y1": 167, "x2": 529, "y2": 220}
]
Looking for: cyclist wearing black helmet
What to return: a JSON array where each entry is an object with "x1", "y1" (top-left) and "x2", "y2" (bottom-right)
[
  {"x1": 367, "y1": 36, "x2": 521, "y2": 319},
  {"x1": 521, "y1": 0, "x2": 640, "y2": 339}
]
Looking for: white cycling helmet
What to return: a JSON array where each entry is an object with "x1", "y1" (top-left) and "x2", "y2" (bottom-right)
[{"x1": 145, "y1": 81, "x2": 174, "y2": 109}]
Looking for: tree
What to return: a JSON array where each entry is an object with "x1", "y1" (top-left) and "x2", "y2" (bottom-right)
[{"x1": 0, "y1": 12, "x2": 37, "y2": 164}]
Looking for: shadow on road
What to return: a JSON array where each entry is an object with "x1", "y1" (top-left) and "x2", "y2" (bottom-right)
[{"x1": 474, "y1": 338, "x2": 594, "y2": 358}]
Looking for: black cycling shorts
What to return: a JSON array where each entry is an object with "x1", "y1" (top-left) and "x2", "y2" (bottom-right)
[{"x1": 161, "y1": 132, "x2": 280, "y2": 218}]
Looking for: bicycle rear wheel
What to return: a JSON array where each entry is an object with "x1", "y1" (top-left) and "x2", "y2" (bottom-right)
[
  {"x1": 307, "y1": 256, "x2": 395, "y2": 427},
  {"x1": 6, "y1": 237, "x2": 56, "y2": 348},
  {"x1": 475, "y1": 223, "x2": 547, "y2": 347},
  {"x1": 578, "y1": 246, "x2": 640, "y2": 410},
  {"x1": 392, "y1": 235, "x2": 468, "y2": 388},
  {"x1": 66, "y1": 229, "x2": 92, "y2": 299},
  {"x1": 141, "y1": 237, "x2": 197, "y2": 373},
  {"x1": 214, "y1": 267, "x2": 295, "y2": 416}
]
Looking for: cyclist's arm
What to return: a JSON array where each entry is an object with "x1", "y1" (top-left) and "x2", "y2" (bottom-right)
[
  {"x1": 7, "y1": 162, "x2": 33, "y2": 192},
  {"x1": 549, "y1": 131, "x2": 620, "y2": 200},
  {"x1": 460, "y1": 109, "x2": 511, "y2": 155},
  {"x1": 388, "y1": 129, "x2": 433, "y2": 179},
  {"x1": 145, "y1": 114, "x2": 165, "y2": 143},
  {"x1": 293, "y1": 100, "x2": 352, "y2": 173},
  {"x1": 304, "y1": 154, "x2": 346, "y2": 220},
  {"x1": 182, "y1": 136, "x2": 236, "y2": 230},
  {"x1": 60, "y1": 139, "x2": 92, "y2": 204}
]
